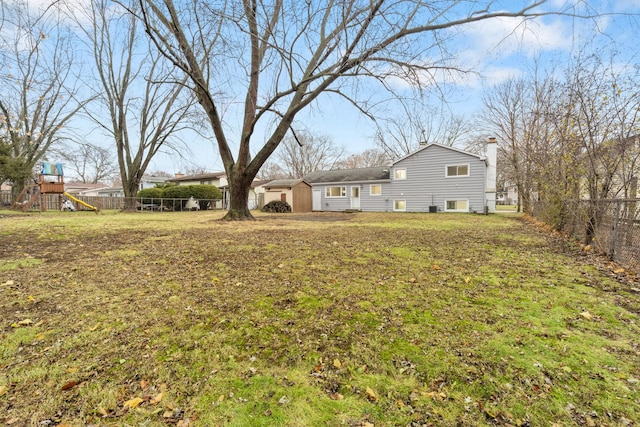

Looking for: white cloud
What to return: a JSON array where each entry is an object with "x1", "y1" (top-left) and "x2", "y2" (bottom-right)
[{"x1": 458, "y1": 15, "x2": 572, "y2": 64}]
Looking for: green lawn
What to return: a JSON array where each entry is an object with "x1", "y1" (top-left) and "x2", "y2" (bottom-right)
[{"x1": 0, "y1": 210, "x2": 638, "y2": 426}]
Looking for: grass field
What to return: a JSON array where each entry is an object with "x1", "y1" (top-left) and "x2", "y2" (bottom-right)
[{"x1": 1, "y1": 210, "x2": 639, "y2": 426}]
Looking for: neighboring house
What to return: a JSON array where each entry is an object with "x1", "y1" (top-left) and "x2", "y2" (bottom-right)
[
  {"x1": 167, "y1": 172, "x2": 228, "y2": 187},
  {"x1": 140, "y1": 175, "x2": 171, "y2": 190},
  {"x1": 263, "y1": 179, "x2": 312, "y2": 213},
  {"x1": 64, "y1": 182, "x2": 112, "y2": 196},
  {"x1": 97, "y1": 187, "x2": 125, "y2": 197},
  {"x1": 497, "y1": 182, "x2": 519, "y2": 205},
  {"x1": 305, "y1": 139, "x2": 497, "y2": 213},
  {"x1": 168, "y1": 172, "x2": 267, "y2": 209}
]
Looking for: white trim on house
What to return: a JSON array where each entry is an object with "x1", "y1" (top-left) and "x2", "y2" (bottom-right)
[
  {"x1": 445, "y1": 163, "x2": 470, "y2": 178},
  {"x1": 370, "y1": 184, "x2": 382, "y2": 196},
  {"x1": 393, "y1": 200, "x2": 406, "y2": 211},
  {"x1": 325, "y1": 186, "x2": 347, "y2": 197},
  {"x1": 393, "y1": 168, "x2": 407, "y2": 180},
  {"x1": 444, "y1": 199, "x2": 469, "y2": 212}
]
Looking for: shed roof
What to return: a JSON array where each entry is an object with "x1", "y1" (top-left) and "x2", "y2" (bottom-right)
[
  {"x1": 304, "y1": 166, "x2": 390, "y2": 184},
  {"x1": 264, "y1": 179, "x2": 309, "y2": 188}
]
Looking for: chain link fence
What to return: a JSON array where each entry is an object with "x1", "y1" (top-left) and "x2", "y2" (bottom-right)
[
  {"x1": 0, "y1": 193, "x2": 240, "y2": 213},
  {"x1": 531, "y1": 198, "x2": 640, "y2": 272}
]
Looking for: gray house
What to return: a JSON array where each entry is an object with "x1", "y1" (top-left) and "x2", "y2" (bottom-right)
[{"x1": 305, "y1": 140, "x2": 497, "y2": 213}]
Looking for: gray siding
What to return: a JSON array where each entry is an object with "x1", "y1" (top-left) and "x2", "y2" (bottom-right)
[
  {"x1": 307, "y1": 144, "x2": 487, "y2": 213},
  {"x1": 391, "y1": 145, "x2": 486, "y2": 212}
]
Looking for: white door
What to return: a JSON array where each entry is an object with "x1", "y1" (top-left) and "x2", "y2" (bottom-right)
[
  {"x1": 312, "y1": 190, "x2": 322, "y2": 211},
  {"x1": 351, "y1": 186, "x2": 360, "y2": 209}
]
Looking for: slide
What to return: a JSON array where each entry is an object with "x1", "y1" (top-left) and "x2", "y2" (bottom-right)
[{"x1": 63, "y1": 192, "x2": 99, "y2": 212}]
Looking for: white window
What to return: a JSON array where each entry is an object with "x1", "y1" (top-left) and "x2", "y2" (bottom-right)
[
  {"x1": 394, "y1": 168, "x2": 406, "y2": 180},
  {"x1": 325, "y1": 186, "x2": 346, "y2": 197},
  {"x1": 394, "y1": 200, "x2": 406, "y2": 211},
  {"x1": 446, "y1": 164, "x2": 469, "y2": 177},
  {"x1": 370, "y1": 184, "x2": 382, "y2": 196},
  {"x1": 445, "y1": 200, "x2": 469, "y2": 212}
]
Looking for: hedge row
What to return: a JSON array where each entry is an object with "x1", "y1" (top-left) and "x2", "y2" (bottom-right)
[{"x1": 137, "y1": 185, "x2": 222, "y2": 210}]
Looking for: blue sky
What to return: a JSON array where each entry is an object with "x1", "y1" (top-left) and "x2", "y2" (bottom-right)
[{"x1": 12, "y1": 0, "x2": 640, "y2": 176}]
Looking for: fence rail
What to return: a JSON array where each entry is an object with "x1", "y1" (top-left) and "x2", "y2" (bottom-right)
[
  {"x1": 532, "y1": 198, "x2": 640, "y2": 272},
  {"x1": 0, "y1": 193, "x2": 258, "y2": 213}
]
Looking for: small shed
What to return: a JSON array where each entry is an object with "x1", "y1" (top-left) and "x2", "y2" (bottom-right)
[{"x1": 263, "y1": 179, "x2": 312, "y2": 213}]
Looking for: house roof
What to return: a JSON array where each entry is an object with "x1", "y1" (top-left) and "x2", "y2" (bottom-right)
[
  {"x1": 64, "y1": 182, "x2": 111, "y2": 193},
  {"x1": 393, "y1": 143, "x2": 484, "y2": 165},
  {"x1": 304, "y1": 166, "x2": 390, "y2": 184},
  {"x1": 264, "y1": 179, "x2": 309, "y2": 188},
  {"x1": 167, "y1": 172, "x2": 226, "y2": 182}
]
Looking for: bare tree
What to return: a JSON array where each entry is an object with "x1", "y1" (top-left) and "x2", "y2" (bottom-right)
[
  {"x1": 132, "y1": 0, "x2": 596, "y2": 220},
  {"x1": 276, "y1": 132, "x2": 344, "y2": 178},
  {"x1": 69, "y1": 0, "x2": 195, "y2": 204},
  {"x1": 0, "y1": 0, "x2": 86, "y2": 196},
  {"x1": 482, "y1": 78, "x2": 542, "y2": 214},
  {"x1": 256, "y1": 161, "x2": 288, "y2": 181},
  {"x1": 376, "y1": 102, "x2": 472, "y2": 160},
  {"x1": 335, "y1": 148, "x2": 391, "y2": 169},
  {"x1": 552, "y1": 55, "x2": 640, "y2": 242},
  {"x1": 57, "y1": 143, "x2": 118, "y2": 183}
]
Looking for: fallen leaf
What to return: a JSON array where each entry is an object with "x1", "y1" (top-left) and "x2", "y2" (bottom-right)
[
  {"x1": 1, "y1": 280, "x2": 14, "y2": 286},
  {"x1": 27, "y1": 295, "x2": 35, "y2": 301},
  {"x1": 485, "y1": 407, "x2": 498, "y2": 418},
  {"x1": 333, "y1": 359, "x2": 341, "y2": 369},
  {"x1": 150, "y1": 392, "x2": 164, "y2": 404},
  {"x1": 97, "y1": 407, "x2": 108, "y2": 416},
  {"x1": 365, "y1": 386, "x2": 377, "y2": 402},
  {"x1": 139, "y1": 379, "x2": 149, "y2": 391},
  {"x1": 329, "y1": 392, "x2": 344, "y2": 400},
  {"x1": 61, "y1": 380, "x2": 80, "y2": 391},
  {"x1": 66, "y1": 367, "x2": 79, "y2": 373},
  {"x1": 278, "y1": 395, "x2": 290, "y2": 405},
  {"x1": 123, "y1": 397, "x2": 144, "y2": 409},
  {"x1": 0, "y1": 385, "x2": 7, "y2": 397},
  {"x1": 464, "y1": 277, "x2": 471, "y2": 283},
  {"x1": 432, "y1": 265, "x2": 441, "y2": 270},
  {"x1": 17, "y1": 319, "x2": 33, "y2": 326},
  {"x1": 613, "y1": 268, "x2": 625, "y2": 274},
  {"x1": 163, "y1": 410, "x2": 174, "y2": 418},
  {"x1": 580, "y1": 311, "x2": 593, "y2": 320}
]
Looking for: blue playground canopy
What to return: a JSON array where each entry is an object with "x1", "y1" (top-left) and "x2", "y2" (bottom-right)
[{"x1": 41, "y1": 162, "x2": 64, "y2": 176}]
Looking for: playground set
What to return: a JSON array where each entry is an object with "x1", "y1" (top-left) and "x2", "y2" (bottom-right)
[{"x1": 11, "y1": 162, "x2": 98, "y2": 212}]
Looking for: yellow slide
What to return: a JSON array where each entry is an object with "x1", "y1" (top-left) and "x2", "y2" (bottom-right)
[{"x1": 63, "y1": 192, "x2": 99, "y2": 212}]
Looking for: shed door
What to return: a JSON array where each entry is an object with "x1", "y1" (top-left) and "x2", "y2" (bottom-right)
[
  {"x1": 312, "y1": 190, "x2": 322, "y2": 211},
  {"x1": 351, "y1": 186, "x2": 360, "y2": 209}
]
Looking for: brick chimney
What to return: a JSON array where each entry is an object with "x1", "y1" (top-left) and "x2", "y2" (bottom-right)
[{"x1": 485, "y1": 137, "x2": 497, "y2": 213}]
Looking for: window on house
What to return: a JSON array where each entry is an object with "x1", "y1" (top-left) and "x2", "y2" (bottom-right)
[
  {"x1": 394, "y1": 168, "x2": 406, "y2": 180},
  {"x1": 325, "y1": 186, "x2": 346, "y2": 197},
  {"x1": 445, "y1": 200, "x2": 469, "y2": 212},
  {"x1": 370, "y1": 184, "x2": 382, "y2": 196},
  {"x1": 394, "y1": 200, "x2": 406, "y2": 211},
  {"x1": 446, "y1": 164, "x2": 469, "y2": 177}
]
